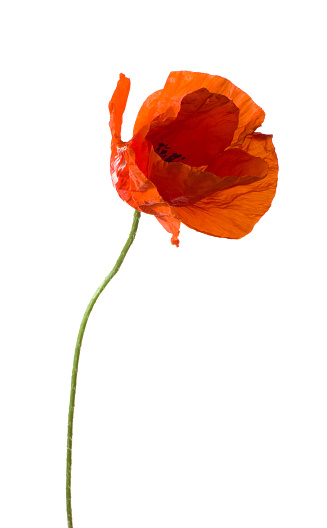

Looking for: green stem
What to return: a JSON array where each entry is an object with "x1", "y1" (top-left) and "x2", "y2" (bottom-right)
[{"x1": 66, "y1": 210, "x2": 141, "y2": 528}]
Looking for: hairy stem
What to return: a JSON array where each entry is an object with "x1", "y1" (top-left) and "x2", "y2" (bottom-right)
[{"x1": 66, "y1": 210, "x2": 141, "y2": 528}]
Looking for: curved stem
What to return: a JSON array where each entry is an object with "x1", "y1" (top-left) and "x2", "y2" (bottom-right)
[{"x1": 66, "y1": 210, "x2": 141, "y2": 528}]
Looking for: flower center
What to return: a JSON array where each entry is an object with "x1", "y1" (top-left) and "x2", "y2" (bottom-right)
[{"x1": 155, "y1": 142, "x2": 186, "y2": 163}]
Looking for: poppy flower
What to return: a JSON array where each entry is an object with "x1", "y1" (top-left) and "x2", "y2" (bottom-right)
[{"x1": 109, "y1": 71, "x2": 278, "y2": 247}]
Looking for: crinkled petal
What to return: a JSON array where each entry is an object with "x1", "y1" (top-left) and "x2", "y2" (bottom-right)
[
  {"x1": 172, "y1": 133, "x2": 278, "y2": 239},
  {"x1": 206, "y1": 148, "x2": 269, "y2": 185},
  {"x1": 134, "y1": 71, "x2": 265, "y2": 143},
  {"x1": 146, "y1": 88, "x2": 239, "y2": 166},
  {"x1": 147, "y1": 148, "x2": 216, "y2": 206},
  {"x1": 155, "y1": 215, "x2": 180, "y2": 247},
  {"x1": 110, "y1": 143, "x2": 180, "y2": 246},
  {"x1": 147, "y1": 145, "x2": 268, "y2": 207},
  {"x1": 109, "y1": 73, "x2": 130, "y2": 144},
  {"x1": 133, "y1": 89, "x2": 164, "y2": 135}
]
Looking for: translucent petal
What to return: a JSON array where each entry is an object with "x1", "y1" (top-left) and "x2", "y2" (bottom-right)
[
  {"x1": 146, "y1": 88, "x2": 239, "y2": 166},
  {"x1": 134, "y1": 71, "x2": 265, "y2": 143},
  {"x1": 110, "y1": 143, "x2": 180, "y2": 246},
  {"x1": 108, "y1": 73, "x2": 130, "y2": 143},
  {"x1": 172, "y1": 134, "x2": 278, "y2": 239},
  {"x1": 147, "y1": 144, "x2": 268, "y2": 207}
]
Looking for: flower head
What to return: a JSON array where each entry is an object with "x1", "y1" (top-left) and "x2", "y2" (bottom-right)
[{"x1": 109, "y1": 71, "x2": 278, "y2": 247}]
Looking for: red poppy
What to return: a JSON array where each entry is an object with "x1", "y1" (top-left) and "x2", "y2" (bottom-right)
[{"x1": 109, "y1": 71, "x2": 278, "y2": 247}]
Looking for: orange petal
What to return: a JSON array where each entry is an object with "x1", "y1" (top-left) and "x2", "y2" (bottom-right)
[
  {"x1": 147, "y1": 145, "x2": 268, "y2": 207},
  {"x1": 155, "y1": 215, "x2": 180, "y2": 247},
  {"x1": 172, "y1": 133, "x2": 278, "y2": 239},
  {"x1": 147, "y1": 148, "x2": 217, "y2": 205},
  {"x1": 109, "y1": 73, "x2": 130, "y2": 144},
  {"x1": 206, "y1": 148, "x2": 269, "y2": 186},
  {"x1": 146, "y1": 88, "x2": 239, "y2": 166},
  {"x1": 134, "y1": 71, "x2": 265, "y2": 143},
  {"x1": 110, "y1": 142, "x2": 180, "y2": 245},
  {"x1": 133, "y1": 89, "x2": 164, "y2": 135}
]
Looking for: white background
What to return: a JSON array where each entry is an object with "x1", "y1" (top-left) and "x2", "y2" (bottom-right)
[{"x1": 1, "y1": 1, "x2": 326, "y2": 527}]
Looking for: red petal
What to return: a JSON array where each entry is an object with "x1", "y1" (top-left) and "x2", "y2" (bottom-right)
[
  {"x1": 206, "y1": 148, "x2": 269, "y2": 187},
  {"x1": 172, "y1": 134, "x2": 278, "y2": 239},
  {"x1": 147, "y1": 145, "x2": 268, "y2": 207},
  {"x1": 146, "y1": 88, "x2": 239, "y2": 166},
  {"x1": 110, "y1": 142, "x2": 180, "y2": 245},
  {"x1": 134, "y1": 71, "x2": 265, "y2": 143},
  {"x1": 109, "y1": 73, "x2": 130, "y2": 144},
  {"x1": 133, "y1": 89, "x2": 164, "y2": 135}
]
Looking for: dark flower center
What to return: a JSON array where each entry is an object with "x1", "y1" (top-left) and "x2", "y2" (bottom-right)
[{"x1": 155, "y1": 142, "x2": 186, "y2": 163}]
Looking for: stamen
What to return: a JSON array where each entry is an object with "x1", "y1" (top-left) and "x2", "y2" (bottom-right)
[{"x1": 155, "y1": 142, "x2": 185, "y2": 163}]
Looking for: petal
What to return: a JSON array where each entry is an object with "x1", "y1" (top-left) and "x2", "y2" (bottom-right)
[
  {"x1": 206, "y1": 148, "x2": 269, "y2": 187},
  {"x1": 110, "y1": 142, "x2": 180, "y2": 245},
  {"x1": 134, "y1": 71, "x2": 265, "y2": 143},
  {"x1": 147, "y1": 148, "x2": 217, "y2": 206},
  {"x1": 172, "y1": 134, "x2": 278, "y2": 239},
  {"x1": 109, "y1": 73, "x2": 130, "y2": 143},
  {"x1": 133, "y1": 89, "x2": 165, "y2": 135},
  {"x1": 155, "y1": 215, "x2": 180, "y2": 247},
  {"x1": 147, "y1": 144, "x2": 268, "y2": 208},
  {"x1": 146, "y1": 88, "x2": 239, "y2": 166}
]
